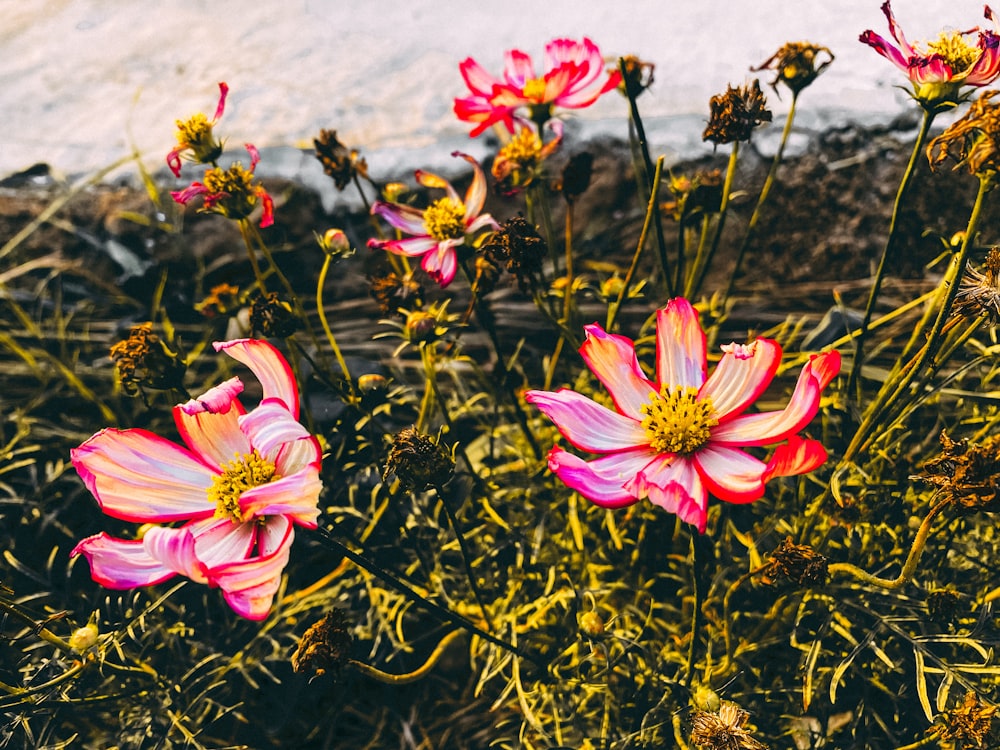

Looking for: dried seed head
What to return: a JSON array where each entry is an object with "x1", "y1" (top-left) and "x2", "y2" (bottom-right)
[
  {"x1": 926, "y1": 588, "x2": 963, "y2": 626},
  {"x1": 249, "y1": 291, "x2": 299, "y2": 338},
  {"x1": 928, "y1": 91, "x2": 1000, "y2": 179},
  {"x1": 758, "y1": 537, "x2": 829, "y2": 586},
  {"x1": 934, "y1": 691, "x2": 999, "y2": 747},
  {"x1": 690, "y1": 700, "x2": 769, "y2": 750},
  {"x1": 703, "y1": 80, "x2": 772, "y2": 145},
  {"x1": 617, "y1": 55, "x2": 656, "y2": 98},
  {"x1": 110, "y1": 322, "x2": 187, "y2": 397},
  {"x1": 481, "y1": 215, "x2": 548, "y2": 292},
  {"x1": 368, "y1": 269, "x2": 423, "y2": 317},
  {"x1": 558, "y1": 151, "x2": 594, "y2": 201},
  {"x1": 954, "y1": 247, "x2": 1000, "y2": 322},
  {"x1": 291, "y1": 610, "x2": 353, "y2": 679},
  {"x1": 314, "y1": 129, "x2": 368, "y2": 191},
  {"x1": 194, "y1": 283, "x2": 241, "y2": 318},
  {"x1": 384, "y1": 427, "x2": 455, "y2": 492},
  {"x1": 916, "y1": 431, "x2": 1000, "y2": 513},
  {"x1": 752, "y1": 41, "x2": 834, "y2": 96}
]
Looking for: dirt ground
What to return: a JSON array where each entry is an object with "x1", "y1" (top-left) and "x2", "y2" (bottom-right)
[{"x1": 1, "y1": 117, "x2": 996, "y2": 355}]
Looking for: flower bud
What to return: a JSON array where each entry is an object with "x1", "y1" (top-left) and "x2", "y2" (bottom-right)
[{"x1": 69, "y1": 623, "x2": 99, "y2": 652}]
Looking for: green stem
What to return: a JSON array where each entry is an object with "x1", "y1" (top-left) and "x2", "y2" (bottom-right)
[
  {"x1": 848, "y1": 108, "x2": 937, "y2": 401},
  {"x1": 723, "y1": 93, "x2": 798, "y2": 305},
  {"x1": 435, "y1": 482, "x2": 492, "y2": 630},
  {"x1": 827, "y1": 497, "x2": 950, "y2": 589},
  {"x1": 619, "y1": 57, "x2": 670, "y2": 293},
  {"x1": 842, "y1": 175, "x2": 989, "y2": 465},
  {"x1": 608, "y1": 156, "x2": 665, "y2": 331},
  {"x1": 688, "y1": 142, "x2": 739, "y2": 299},
  {"x1": 316, "y1": 251, "x2": 355, "y2": 397}
]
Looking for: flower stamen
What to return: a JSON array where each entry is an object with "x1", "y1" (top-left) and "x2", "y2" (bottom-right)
[
  {"x1": 641, "y1": 386, "x2": 718, "y2": 455},
  {"x1": 422, "y1": 198, "x2": 466, "y2": 241},
  {"x1": 208, "y1": 450, "x2": 277, "y2": 523},
  {"x1": 925, "y1": 31, "x2": 981, "y2": 73}
]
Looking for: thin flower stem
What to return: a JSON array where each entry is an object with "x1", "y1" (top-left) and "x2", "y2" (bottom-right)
[
  {"x1": 608, "y1": 156, "x2": 664, "y2": 331},
  {"x1": 723, "y1": 93, "x2": 798, "y2": 305},
  {"x1": 316, "y1": 251, "x2": 355, "y2": 397},
  {"x1": 309, "y1": 526, "x2": 542, "y2": 666},
  {"x1": 827, "y1": 497, "x2": 950, "y2": 589},
  {"x1": 619, "y1": 57, "x2": 670, "y2": 292},
  {"x1": 435, "y1": 482, "x2": 492, "y2": 630},
  {"x1": 848, "y1": 108, "x2": 937, "y2": 401},
  {"x1": 843, "y1": 176, "x2": 989, "y2": 464},
  {"x1": 349, "y1": 629, "x2": 463, "y2": 684},
  {"x1": 415, "y1": 344, "x2": 437, "y2": 432},
  {"x1": 688, "y1": 142, "x2": 739, "y2": 299},
  {"x1": 237, "y1": 219, "x2": 269, "y2": 293},
  {"x1": 0, "y1": 599, "x2": 74, "y2": 653},
  {"x1": 543, "y1": 200, "x2": 576, "y2": 389}
]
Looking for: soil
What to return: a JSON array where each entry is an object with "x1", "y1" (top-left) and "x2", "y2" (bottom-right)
[{"x1": 1, "y1": 118, "x2": 995, "y2": 363}]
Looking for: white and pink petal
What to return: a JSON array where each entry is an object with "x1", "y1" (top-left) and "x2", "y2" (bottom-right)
[
  {"x1": 71, "y1": 533, "x2": 177, "y2": 588},
  {"x1": 525, "y1": 388, "x2": 647, "y2": 452},
  {"x1": 215, "y1": 339, "x2": 300, "y2": 418},
  {"x1": 579, "y1": 324, "x2": 657, "y2": 420},
  {"x1": 546, "y1": 446, "x2": 653, "y2": 508},
  {"x1": 655, "y1": 299, "x2": 707, "y2": 391}
]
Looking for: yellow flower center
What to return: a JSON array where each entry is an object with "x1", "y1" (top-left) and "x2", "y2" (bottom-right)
[
  {"x1": 499, "y1": 128, "x2": 543, "y2": 166},
  {"x1": 925, "y1": 32, "x2": 981, "y2": 74},
  {"x1": 203, "y1": 163, "x2": 255, "y2": 196},
  {"x1": 175, "y1": 113, "x2": 211, "y2": 146},
  {"x1": 523, "y1": 77, "x2": 548, "y2": 102},
  {"x1": 208, "y1": 450, "x2": 277, "y2": 523},
  {"x1": 640, "y1": 386, "x2": 718, "y2": 455},
  {"x1": 423, "y1": 197, "x2": 466, "y2": 241}
]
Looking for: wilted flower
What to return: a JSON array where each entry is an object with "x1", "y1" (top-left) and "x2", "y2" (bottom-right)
[
  {"x1": 314, "y1": 129, "x2": 368, "y2": 191},
  {"x1": 934, "y1": 691, "x2": 998, "y2": 748},
  {"x1": 617, "y1": 54, "x2": 656, "y2": 99},
  {"x1": 927, "y1": 90, "x2": 1000, "y2": 178},
  {"x1": 384, "y1": 427, "x2": 455, "y2": 492},
  {"x1": 482, "y1": 215, "x2": 548, "y2": 292},
  {"x1": 757, "y1": 537, "x2": 829, "y2": 586},
  {"x1": 249, "y1": 291, "x2": 299, "y2": 338},
  {"x1": 171, "y1": 144, "x2": 275, "y2": 228},
  {"x1": 71, "y1": 339, "x2": 322, "y2": 620},
  {"x1": 454, "y1": 37, "x2": 621, "y2": 135},
  {"x1": 926, "y1": 587, "x2": 963, "y2": 625},
  {"x1": 559, "y1": 151, "x2": 594, "y2": 201},
  {"x1": 663, "y1": 169, "x2": 725, "y2": 222},
  {"x1": 916, "y1": 431, "x2": 1000, "y2": 513},
  {"x1": 953, "y1": 246, "x2": 1000, "y2": 321},
  {"x1": 291, "y1": 610, "x2": 353, "y2": 678},
  {"x1": 492, "y1": 121, "x2": 563, "y2": 194},
  {"x1": 368, "y1": 152, "x2": 498, "y2": 287},
  {"x1": 525, "y1": 298, "x2": 840, "y2": 532},
  {"x1": 195, "y1": 283, "x2": 242, "y2": 318},
  {"x1": 167, "y1": 82, "x2": 228, "y2": 178},
  {"x1": 861, "y1": 1, "x2": 1000, "y2": 111},
  {"x1": 368, "y1": 268, "x2": 423, "y2": 316},
  {"x1": 703, "y1": 80, "x2": 772, "y2": 145},
  {"x1": 752, "y1": 42, "x2": 834, "y2": 96},
  {"x1": 110, "y1": 322, "x2": 187, "y2": 397},
  {"x1": 690, "y1": 700, "x2": 768, "y2": 750}
]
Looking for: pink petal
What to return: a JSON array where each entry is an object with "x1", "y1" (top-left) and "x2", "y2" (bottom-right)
[
  {"x1": 258, "y1": 187, "x2": 275, "y2": 228},
  {"x1": 213, "y1": 82, "x2": 229, "y2": 122},
  {"x1": 465, "y1": 213, "x2": 499, "y2": 234},
  {"x1": 240, "y1": 400, "x2": 310, "y2": 458},
  {"x1": 240, "y1": 470, "x2": 322, "y2": 528},
  {"x1": 180, "y1": 377, "x2": 244, "y2": 416},
  {"x1": 655, "y1": 299, "x2": 708, "y2": 391},
  {"x1": 547, "y1": 446, "x2": 653, "y2": 508},
  {"x1": 525, "y1": 388, "x2": 648, "y2": 452},
  {"x1": 881, "y1": 0, "x2": 915, "y2": 57},
  {"x1": 143, "y1": 525, "x2": 208, "y2": 582},
  {"x1": 209, "y1": 518, "x2": 294, "y2": 620},
  {"x1": 274, "y1": 433, "x2": 323, "y2": 476},
  {"x1": 421, "y1": 241, "x2": 459, "y2": 286},
  {"x1": 174, "y1": 396, "x2": 251, "y2": 469},
  {"x1": 503, "y1": 48, "x2": 536, "y2": 88},
  {"x1": 214, "y1": 339, "x2": 300, "y2": 419},
  {"x1": 459, "y1": 57, "x2": 500, "y2": 97},
  {"x1": 188, "y1": 516, "x2": 257, "y2": 568},
  {"x1": 171, "y1": 182, "x2": 208, "y2": 205},
  {"x1": 371, "y1": 201, "x2": 428, "y2": 235},
  {"x1": 453, "y1": 151, "x2": 487, "y2": 216},
  {"x1": 692, "y1": 445, "x2": 766, "y2": 504},
  {"x1": 245, "y1": 143, "x2": 261, "y2": 172},
  {"x1": 369, "y1": 235, "x2": 438, "y2": 257},
  {"x1": 72, "y1": 428, "x2": 215, "y2": 523},
  {"x1": 166, "y1": 147, "x2": 184, "y2": 178},
  {"x1": 700, "y1": 338, "x2": 780, "y2": 421},
  {"x1": 710, "y1": 350, "x2": 840, "y2": 446},
  {"x1": 579, "y1": 323, "x2": 657, "y2": 420},
  {"x1": 627, "y1": 455, "x2": 708, "y2": 532},
  {"x1": 761, "y1": 435, "x2": 829, "y2": 482},
  {"x1": 71, "y1": 533, "x2": 176, "y2": 588}
]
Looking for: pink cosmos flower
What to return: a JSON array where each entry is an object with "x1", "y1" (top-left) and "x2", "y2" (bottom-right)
[
  {"x1": 71, "y1": 339, "x2": 322, "y2": 620},
  {"x1": 171, "y1": 144, "x2": 274, "y2": 228},
  {"x1": 367, "y1": 152, "x2": 498, "y2": 287},
  {"x1": 455, "y1": 37, "x2": 622, "y2": 136},
  {"x1": 861, "y1": 2, "x2": 1000, "y2": 108},
  {"x1": 525, "y1": 299, "x2": 841, "y2": 533},
  {"x1": 167, "y1": 82, "x2": 229, "y2": 178}
]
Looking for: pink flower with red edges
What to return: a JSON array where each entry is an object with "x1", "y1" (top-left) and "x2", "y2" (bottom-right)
[
  {"x1": 455, "y1": 37, "x2": 622, "y2": 136},
  {"x1": 524, "y1": 299, "x2": 841, "y2": 533},
  {"x1": 167, "y1": 82, "x2": 229, "y2": 178},
  {"x1": 368, "y1": 151, "x2": 498, "y2": 287},
  {"x1": 71, "y1": 339, "x2": 322, "y2": 620},
  {"x1": 861, "y1": 2, "x2": 1000, "y2": 109},
  {"x1": 170, "y1": 144, "x2": 274, "y2": 228}
]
